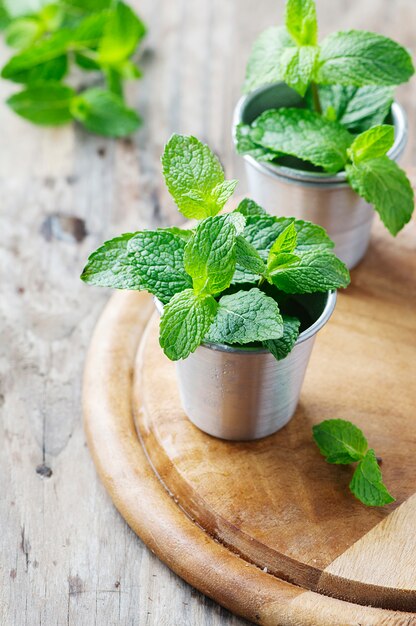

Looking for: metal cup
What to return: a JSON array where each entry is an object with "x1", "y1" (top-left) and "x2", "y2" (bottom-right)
[
  {"x1": 233, "y1": 83, "x2": 408, "y2": 269},
  {"x1": 156, "y1": 291, "x2": 336, "y2": 441}
]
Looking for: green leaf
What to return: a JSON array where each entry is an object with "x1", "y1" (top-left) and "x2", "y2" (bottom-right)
[
  {"x1": 81, "y1": 230, "x2": 192, "y2": 303},
  {"x1": 250, "y1": 108, "x2": 353, "y2": 173},
  {"x1": 235, "y1": 198, "x2": 266, "y2": 217},
  {"x1": 347, "y1": 125, "x2": 394, "y2": 164},
  {"x1": 312, "y1": 419, "x2": 368, "y2": 464},
  {"x1": 98, "y1": 1, "x2": 146, "y2": 64},
  {"x1": 61, "y1": 0, "x2": 111, "y2": 11},
  {"x1": 81, "y1": 233, "x2": 143, "y2": 289},
  {"x1": 71, "y1": 11, "x2": 108, "y2": 48},
  {"x1": 350, "y1": 449, "x2": 395, "y2": 507},
  {"x1": 285, "y1": 0, "x2": 317, "y2": 46},
  {"x1": 269, "y1": 222, "x2": 298, "y2": 255},
  {"x1": 234, "y1": 235, "x2": 266, "y2": 279},
  {"x1": 346, "y1": 157, "x2": 414, "y2": 236},
  {"x1": 7, "y1": 82, "x2": 75, "y2": 125},
  {"x1": 206, "y1": 288, "x2": 283, "y2": 345},
  {"x1": 270, "y1": 250, "x2": 350, "y2": 293},
  {"x1": 280, "y1": 44, "x2": 318, "y2": 96},
  {"x1": 244, "y1": 26, "x2": 293, "y2": 93},
  {"x1": 74, "y1": 50, "x2": 100, "y2": 70},
  {"x1": 264, "y1": 315, "x2": 300, "y2": 360},
  {"x1": 235, "y1": 123, "x2": 279, "y2": 161},
  {"x1": 1, "y1": 29, "x2": 70, "y2": 82},
  {"x1": 292, "y1": 220, "x2": 334, "y2": 252},
  {"x1": 317, "y1": 30, "x2": 415, "y2": 87},
  {"x1": 4, "y1": 17, "x2": 43, "y2": 49},
  {"x1": 159, "y1": 289, "x2": 218, "y2": 361},
  {"x1": 70, "y1": 88, "x2": 141, "y2": 137},
  {"x1": 184, "y1": 216, "x2": 238, "y2": 296},
  {"x1": 161, "y1": 134, "x2": 237, "y2": 219}
]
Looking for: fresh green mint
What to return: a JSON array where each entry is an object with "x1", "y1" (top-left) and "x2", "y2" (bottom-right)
[
  {"x1": 313, "y1": 419, "x2": 395, "y2": 507},
  {"x1": 238, "y1": 0, "x2": 415, "y2": 237},
  {"x1": 0, "y1": 0, "x2": 146, "y2": 136},
  {"x1": 82, "y1": 134, "x2": 350, "y2": 361}
]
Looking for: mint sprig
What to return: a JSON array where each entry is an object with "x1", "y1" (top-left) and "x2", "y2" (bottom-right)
[
  {"x1": 313, "y1": 419, "x2": 395, "y2": 507},
  {"x1": 82, "y1": 134, "x2": 350, "y2": 361},
  {"x1": 0, "y1": 1, "x2": 146, "y2": 136}
]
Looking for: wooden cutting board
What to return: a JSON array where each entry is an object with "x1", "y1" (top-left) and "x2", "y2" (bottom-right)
[{"x1": 83, "y1": 218, "x2": 416, "y2": 625}]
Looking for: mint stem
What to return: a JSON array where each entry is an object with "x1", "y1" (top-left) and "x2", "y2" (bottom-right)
[{"x1": 311, "y1": 82, "x2": 322, "y2": 115}]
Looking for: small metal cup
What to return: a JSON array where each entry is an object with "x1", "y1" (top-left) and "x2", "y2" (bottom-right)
[
  {"x1": 233, "y1": 83, "x2": 408, "y2": 269},
  {"x1": 156, "y1": 291, "x2": 336, "y2": 441}
]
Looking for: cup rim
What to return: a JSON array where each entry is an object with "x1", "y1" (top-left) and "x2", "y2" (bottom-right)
[
  {"x1": 232, "y1": 82, "x2": 408, "y2": 186},
  {"x1": 154, "y1": 290, "x2": 337, "y2": 356}
]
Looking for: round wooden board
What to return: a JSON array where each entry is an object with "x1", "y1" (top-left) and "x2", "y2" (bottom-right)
[{"x1": 83, "y1": 221, "x2": 416, "y2": 625}]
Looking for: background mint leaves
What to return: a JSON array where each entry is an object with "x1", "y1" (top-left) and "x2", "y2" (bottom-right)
[
  {"x1": 162, "y1": 135, "x2": 237, "y2": 219},
  {"x1": 313, "y1": 419, "x2": 395, "y2": 507},
  {"x1": 0, "y1": 0, "x2": 146, "y2": 136}
]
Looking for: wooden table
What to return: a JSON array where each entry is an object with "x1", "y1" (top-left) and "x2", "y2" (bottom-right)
[{"x1": 1, "y1": 1, "x2": 415, "y2": 624}]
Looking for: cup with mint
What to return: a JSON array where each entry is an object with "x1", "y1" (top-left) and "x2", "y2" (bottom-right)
[
  {"x1": 81, "y1": 134, "x2": 350, "y2": 440},
  {"x1": 234, "y1": 0, "x2": 415, "y2": 269}
]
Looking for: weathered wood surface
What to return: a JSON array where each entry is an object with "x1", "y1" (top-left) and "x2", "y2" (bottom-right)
[{"x1": 1, "y1": 0, "x2": 415, "y2": 624}]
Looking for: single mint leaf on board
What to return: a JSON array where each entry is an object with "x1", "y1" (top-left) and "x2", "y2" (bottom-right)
[
  {"x1": 126, "y1": 231, "x2": 193, "y2": 303},
  {"x1": 264, "y1": 315, "x2": 301, "y2": 361},
  {"x1": 98, "y1": 1, "x2": 146, "y2": 65},
  {"x1": 7, "y1": 83, "x2": 75, "y2": 125},
  {"x1": 316, "y1": 30, "x2": 415, "y2": 87},
  {"x1": 235, "y1": 124, "x2": 279, "y2": 162},
  {"x1": 244, "y1": 26, "x2": 294, "y2": 93},
  {"x1": 346, "y1": 157, "x2": 414, "y2": 236},
  {"x1": 280, "y1": 45, "x2": 318, "y2": 96},
  {"x1": 285, "y1": 0, "x2": 317, "y2": 46},
  {"x1": 162, "y1": 134, "x2": 237, "y2": 219},
  {"x1": 270, "y1": 250, "x2": 350, "y2": 293},
  {"x1": 250, "y1": 108, "x2": 353, "y2": 173},
  {"x1": 312, "y1": 419, "x2": 368, "y2": 464},
  {"x1": 81, "y1": 233, "x2": 143, "y2": 289},
  {"x1": 159, "y1": 290, "x2": 218, "y2": 361},
  {"x1": 184, "y1": 216, "x2": 238, "y2": 296},
  {"x1": 235, "y1": 198, "x2": 266, "y2": 217},
  {"x1": 350, "y1": 449, "x2": 395, "y2": 507},
  {"x1": 347, "y1": 125, "x2": 394, "y2": 164},
  {"x1": 206, "y1": 288, "x2": 283, "y2": 345},
  {"x1": 70, "y1": 88, "x2": 141, "y2": 137}
]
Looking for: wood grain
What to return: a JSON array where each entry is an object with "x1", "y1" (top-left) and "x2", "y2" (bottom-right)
[
  {"x1": 83, "y1": 288, "x2": 416, "y2": 624},
  {"x1": 1, "y1": 0, "x2": 416, "y2": 624}
]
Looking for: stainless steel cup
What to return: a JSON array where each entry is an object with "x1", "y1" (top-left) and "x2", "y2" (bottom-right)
[
  {"x1": 156, "y1": 291, "x2": 336, "y2": 441},
  {"x1": 233, "y1": 83, "x2": 408, "y2": 269}
]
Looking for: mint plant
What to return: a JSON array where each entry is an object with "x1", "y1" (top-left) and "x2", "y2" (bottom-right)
[
  {"x1": 0, "y1": 0, "x2": 146, "y2": 137},
  {"x1": 313, "y1": 419, "x2": 395, "y2": 507},
  {"x1": 237, "y1": 0, "x2": 415, "y2": 237},
  {"x1": 81, "y1": 134, "x2": 350, "y2": 361}
]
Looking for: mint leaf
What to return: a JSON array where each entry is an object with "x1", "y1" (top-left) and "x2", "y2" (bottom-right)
[
  {"x1": 270, "y1": 250, "x2": 350, "y2": 293},
  {"x1": 347, "y1": 125, "x2": 394, "y2": 164},
  {"x1": 7, "y1": 83, "x2": 75, "y2": 125},
  {"x1": 162, "y1": 134, "x2": 237, "y2": 219},
  {"x1": 233, "y1": 235, "x2": 266, "y2": 282},
  {"x1": 206, "y1": 288, "x2": 283, "y2": 345},
  {"x1": 70, "y1": 88, "x2": 141, "y2": 137},
  {"x1": 4, "y1": 17, "x2": 43, "y2": 49},
  {"x1": 98, "y1": 1, "x2": 146, "y2": 65},
  {"x1": 159, "y1": 290, "x2": 218, "y2": 361},
  {"x1": 71, "y1": 12, "x2": 107, "y2": 48},
  {"x1": 250, "y1": 108, "x2": 353, "y2": 173},
  {"x1": 126, "y1": 231, "x2": 192, "y2": 303},
  {"x1": 350, "y1": 449, "x2": 395, "y2": 507},
  {"x1": 317, "y1": 30, "x2": 415, "y2": 87},
  {"x1": 235, "y1": 123, "x2": 279, "y2": 162},
  {"x1": 312, "y1": 419, "x2": 368, "y2": 464},
  {"x1": 292, "y1": 220, "x2": 334, "y2": 252},
  {"x1": 285, "y1": 0, "x2": 317, "y2": 46},
  {"x1": 244, "y1": 26, "x2": 294, "y2": 93},
  {"x1": 269, "y1": 222, "x2": 297, "y2": 255},
  {"x1": 184, "y1": 216, "x2": 238, "y2": 296},
  {"x1": 346, "y1": 157, "x2": 414, "y2": 236},
  {"x1": 264, "y1": 315, "x2": 300, "y2": 360},
  {"x1": 236, "y1": 198, "x2": 266, "y2": 217},
  {"x1": 81, "y1": 230, "x2": 192, "y2": 303},
  {"x1": 81, "y1": 233, "x2": 143, "y2": 289},
  {"x1": 280, "y1": 45, "x2": 318, "y2": 96}
]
